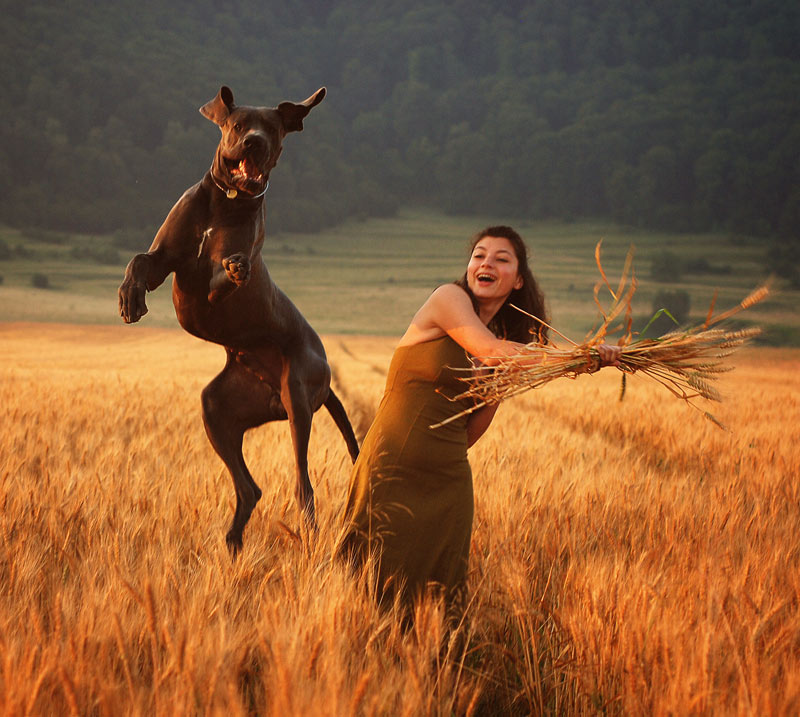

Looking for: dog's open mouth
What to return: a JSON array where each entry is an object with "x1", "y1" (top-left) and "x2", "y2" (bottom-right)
[{"x1": 225, "y1": 157, "x2": 266, "y2": 193}]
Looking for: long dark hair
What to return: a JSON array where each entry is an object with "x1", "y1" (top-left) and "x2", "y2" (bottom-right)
[{"x1": 454, "y1": 225, "x2": 549, "y2": 344}]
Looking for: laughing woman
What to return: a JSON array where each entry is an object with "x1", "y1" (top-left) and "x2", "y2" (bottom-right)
[{"x1": 339, "y1": 226, "x2": 619, "y2": 616}]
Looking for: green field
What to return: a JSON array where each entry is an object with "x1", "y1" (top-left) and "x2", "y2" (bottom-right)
[{"x1": 0, "y1": 209, "x2": 794, "y2": 342}]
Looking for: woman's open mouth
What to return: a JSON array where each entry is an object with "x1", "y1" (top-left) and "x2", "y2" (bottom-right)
[{"x1": 476, "y1": 273, "x2": 496, "y2": 285}]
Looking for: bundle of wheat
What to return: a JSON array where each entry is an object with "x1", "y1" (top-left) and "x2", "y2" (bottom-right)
[{"x1": 433, "y1": 243, "x2": 769, "y2": 430}]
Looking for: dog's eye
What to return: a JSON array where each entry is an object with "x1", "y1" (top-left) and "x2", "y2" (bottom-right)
[{"x1": 233, "y1": 122, "x2": 243, "y2": 133}]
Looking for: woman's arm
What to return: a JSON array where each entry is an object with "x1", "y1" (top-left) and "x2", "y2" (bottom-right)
[
  {"x1": 403, "y1": 284, "x2": 622, "y2": 366},
  {"x1": 406, "y1": 284, "x2": 620, "y2": 443},
  {"x1": 466, "y1": 402, "x2": 500, "y2": 447}
]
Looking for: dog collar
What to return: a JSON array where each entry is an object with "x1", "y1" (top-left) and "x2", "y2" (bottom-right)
[{"x1": 210, "y1": 172, "x2": 269, "y2": 200}]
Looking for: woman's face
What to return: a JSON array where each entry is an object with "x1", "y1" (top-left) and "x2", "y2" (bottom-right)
[{"x1": 466, "y1": 235, "x2": 523, "y2": 302}]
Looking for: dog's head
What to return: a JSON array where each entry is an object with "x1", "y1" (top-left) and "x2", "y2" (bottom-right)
[{"x1": 200, "y1": 86, "x2": 326, "y2": 197}]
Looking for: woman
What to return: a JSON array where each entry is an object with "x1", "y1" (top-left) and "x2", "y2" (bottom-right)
[{"x1": 339, "y1": 226, "x2": 620, "y2": 612}]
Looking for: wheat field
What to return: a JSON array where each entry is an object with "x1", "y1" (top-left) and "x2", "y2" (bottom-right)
[{"x1": 1, "y1": 322, "x2": 799, "y2": 715}]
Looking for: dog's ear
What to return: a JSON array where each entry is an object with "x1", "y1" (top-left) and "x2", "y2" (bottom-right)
[
  {"x1": 200, "y1": 86, "x2": 235, "y2": 126},
  {"x1": 277, "y1": 87, "x2": 326, "y2": 133}
]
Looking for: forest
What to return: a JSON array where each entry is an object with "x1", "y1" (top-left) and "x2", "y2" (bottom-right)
[{"x1": 1, "y1": 0, "x2": 798, "y2": 273}]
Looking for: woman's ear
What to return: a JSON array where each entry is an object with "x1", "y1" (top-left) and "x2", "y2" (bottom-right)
[{"x1": 513, "y1": 274, "x2": 523, "y2": 290}]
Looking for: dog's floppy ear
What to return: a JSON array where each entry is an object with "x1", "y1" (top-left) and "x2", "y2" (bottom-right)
[
  {"x1": 200, "y1": 86, "x2": 235, "y2": 126},
  {"x1": 277, "y1": 87, "x2": 326, "y2": 133}
]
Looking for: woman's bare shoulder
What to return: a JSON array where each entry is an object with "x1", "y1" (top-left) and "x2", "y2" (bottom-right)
[
  {"x1": 397, "y1": 285, "x2": 471, "y2": 347},
  {"x1": 421, "y1": 284, "x2": 477, "y2": 324},
  {"x1": 433, "y1": 282, "x2": 467, "y2": 296},
  {"x1": 429, "y1": 283, "x2": 471, "y2": 304}
]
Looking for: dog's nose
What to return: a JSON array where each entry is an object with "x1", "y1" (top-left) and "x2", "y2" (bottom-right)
[{"x1": 243, "y1": 132, "x2": 267, "y2": 152}]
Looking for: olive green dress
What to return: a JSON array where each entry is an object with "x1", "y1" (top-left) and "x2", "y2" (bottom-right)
[{"x1": 340, "y1": 335, "x2": 475, "y2": 606}]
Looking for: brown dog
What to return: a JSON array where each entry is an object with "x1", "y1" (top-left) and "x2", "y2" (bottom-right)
[{"x1": 118, "y1": 86, "x2": 359, "y2": 554}]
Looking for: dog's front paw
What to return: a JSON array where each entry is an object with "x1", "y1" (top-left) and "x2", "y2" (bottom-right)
[
  {"x1": 222, "y1": 254, "x2": 251, "y2": 286},
  {"x1": 118, "y1": 279, "x2": 148, "y2": 323}
]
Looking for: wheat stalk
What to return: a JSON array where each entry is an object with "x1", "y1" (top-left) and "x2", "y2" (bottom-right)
[{"x1": 432, "y1": 243, "x2": 769, "y2": 430}]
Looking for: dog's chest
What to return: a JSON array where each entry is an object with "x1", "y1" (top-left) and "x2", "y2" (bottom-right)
[
  {"x1": 196, "y1": 228, "x2": 211, "y2": 259},
  {"x1": 194, "y1": 223, "x2": 261, "y2": 261}
]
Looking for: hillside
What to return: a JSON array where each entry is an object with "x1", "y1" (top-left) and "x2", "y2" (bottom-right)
[{"x1": 1, "y1": 0, "x2": 798, "y2": 276}]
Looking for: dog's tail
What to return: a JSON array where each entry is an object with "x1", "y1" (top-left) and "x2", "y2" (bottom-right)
[{"x1": 324, "y1": 389, "x2": 360, "y2": 463}]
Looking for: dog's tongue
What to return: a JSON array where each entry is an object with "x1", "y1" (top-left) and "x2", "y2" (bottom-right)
[
  {"x1": 236, "y1": 159, "x2": 255, "y2": 179},
  {"x1": 229, "y1": 157, "x2": 264, "y2": 193}
]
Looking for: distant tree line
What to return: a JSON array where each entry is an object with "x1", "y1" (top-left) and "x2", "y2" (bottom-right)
[{"x1": 1, "y1": 0, "x2": 798, "y2": 264}]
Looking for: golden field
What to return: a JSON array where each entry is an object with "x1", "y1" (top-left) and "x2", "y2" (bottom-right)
[{"x1": 1, "y1": 322, "x2": 799, "y2": 715}]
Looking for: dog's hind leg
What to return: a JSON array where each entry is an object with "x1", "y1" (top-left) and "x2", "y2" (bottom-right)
[
  {"x1": 201, "y1": 351, "x2": 286, "y2": 555},
  {"x1": 279, "y1": 358, "x2": 328, "y2": 528}
]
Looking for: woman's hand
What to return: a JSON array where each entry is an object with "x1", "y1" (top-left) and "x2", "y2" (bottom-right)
[{"x1": 596, "y1": 343, "x2": 622, "y2": 368}]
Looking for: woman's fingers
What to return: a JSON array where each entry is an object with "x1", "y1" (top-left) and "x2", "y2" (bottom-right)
[{"x1": 597, "y1": 343, "x2": 622, "y2": 367}]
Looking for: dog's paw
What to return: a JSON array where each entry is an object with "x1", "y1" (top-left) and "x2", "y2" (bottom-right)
[
  {"x1": 222, "y1": 254, "x2": 251, "y2": 286},
  {"x1": 118, "y1": 280, "x2": 148, "y2": 323},
  {"x1": 226, "y1": 530, "x2": 243, "y2": 558}
]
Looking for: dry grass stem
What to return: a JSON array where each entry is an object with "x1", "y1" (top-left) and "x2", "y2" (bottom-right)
[
  {"x1": 1, "y1": 324, "x2": 798, "y2": 714},
  {"x1": 434, "y1": 243, "x2": 769, "y2": 429}
]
